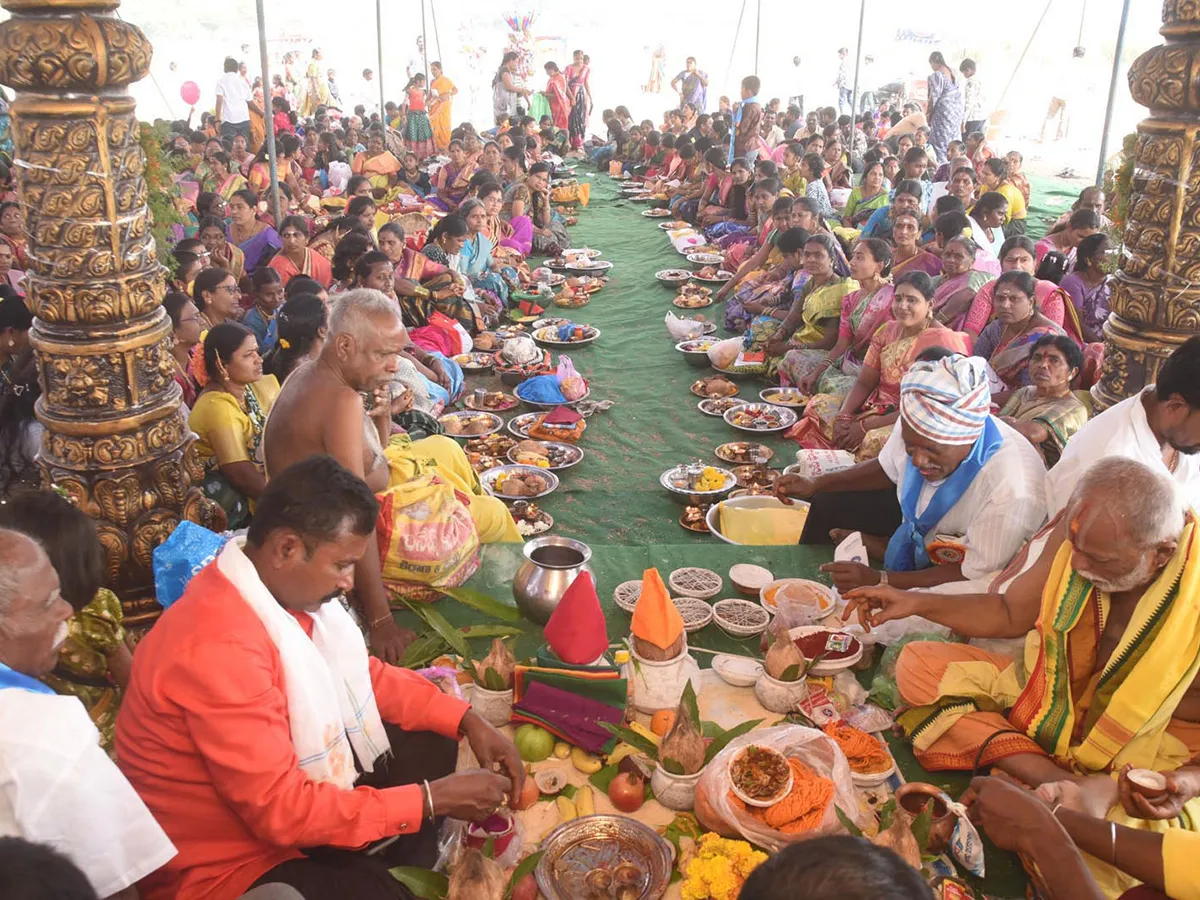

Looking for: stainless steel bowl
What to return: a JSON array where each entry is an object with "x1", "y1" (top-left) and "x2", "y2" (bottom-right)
[
  {"x1": 480, "y1": 464, "x2": 560, "y2": 501},
  {"x1": 507, "y1": 441, "x2": 585, "y2": 471},
  {"x1": 659, "y1": 464, "x2": 737, "y2": 506},
  {"x1": 675, "y1": 339, "x2": 716, "y2": 368},
  {"x1": 438, "y1": 411, "x2": 504, "y2": 438},
  {"x1": 535, "y1": 814, "x2": 674, "y2": 900}
]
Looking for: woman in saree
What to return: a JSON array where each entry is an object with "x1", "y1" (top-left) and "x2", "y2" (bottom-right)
[
  {"x1": 780, "y1": 238, "x2": 894, "y2": 397},
  {"x1": 0, "y1": 202, "x2": 27, "y2": 270},
  {"x1": 384, "y1": 222, "x2": 482, "y2": 339},
  {"x1": 975, "y1": 270, "x2": 1066, "y2": 405},
  {"x1": 969, "y1": 191, "x2": 1009, "y2": 261},
  {"x1": 1058, "y1": 232, "x2": 1111, "y2": 345},
  {"x1": 931, "y1": 235, "x2": 993, "y2": 331},
  {"x1": 188, "y1": 322, "x2": 278, "y2": 529},
  {"x1": 351, "y1": 128, "x2": 401, "y2": 192},
  {"x1": 226, "y1": 189, "x2": 281, "y2": 277},
  {"x1": 758, "y1": 232, "x2": 857, "y2": 380},
  {"x1": 458, "y1": 198, "x2": 516, "y2": 308},
  {"x1": 566, "y1": 50, "x2": 592, "y2": 150},
  {"x1": 698, "y1": 157, "x2": 752, "y2": 227},
  {"x1": 890, "y1": 210, "x2": 942, "y2": 277},
  {"x1": 721, "y1": 178, "x2": 781, "y2": 270},
  {"x1": 206, "y1": 151, "x2": 248, "y2": 200},
  {"x1": 962, "y1": 236, "x2": 1078, "y2": 342},
  {"x1": 719, "y1": 195, "x2": 793, "y2": 287},
  {"x1": 268, "y1": 215, "x2": 332, "y2": 290},
  {"x1": 430, "y1": 139, "x2": 476, "y2": 212},
  {"x1": 786, "y1": 270, "x2": 971, "y2": 460},
  {"x1": 723, "y1": 226, "x2": 810, "y2": 335},
  {"x1": 400, "y1": 74, "x2": 437, "y2": 159},
  {"x1": 926, "y1": 51, "x2": 963, "y2": 163},
  {"x1": 428, "y1": 62, "x2": 456, "y2": 151},
  {"x1": 823, "y1": 139, "x2": 851, "y2": 190},
  {"x1": 478, "y1": 181, "x2": 528, "y2": 266},
  {"x1": 196, "y1": 216, "x2": 246, "y2": 282},
  {"x1": 499, "y1": 147, "x2": 535, "y2": 255},
  {"x1": 802, "y1": 153, "x2": 836, "y2": 219},
  {"x1": 839, "y1": 160, "x2": 889, "y2": 233},
  {"x1": 544, "y1": 62, "x2": 571, "y2": 132},
  {"x1": 999, "y1": 333, "x2": 1088, "y2": 467},
  {"x1": 718, "y1": 197, "x2": 817, "y2": 310},
  {"x1": 1035, "y1": 207, "x2": 1101, "y2": 268},
  {"x1": 522, "y1": 162, "x2": 571, "y2": 255},
  {"x1": 247, "y1": 133, "x2": 302, "y2": 201}
]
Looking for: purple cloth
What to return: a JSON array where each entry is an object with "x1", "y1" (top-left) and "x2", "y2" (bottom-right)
[{"x1": 513, "y1": 681, "x2": 624, "y2": 753}]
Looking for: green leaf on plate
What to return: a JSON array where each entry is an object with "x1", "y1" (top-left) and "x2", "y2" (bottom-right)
[
  {"x1": 701, "y1": 721, "x2": 724, "y2": 739},
  {"x1": 441, "y1": 585, "x2": 524, "y2": 622},
  {"x1": 834, "y1": 805, "x2": 863, "y2": 838},
  {"x1": 703, "y1": 718, "x2": 764, "y2": 766},
  {"x1": 589, "y1": 763, "x2": 620, "y2": 792},
  {"x1": 660, "y1": 757, "x2": 685, "y2": 775},
  {"x1": 482, "y1": 667, "x2": 508, "y2": 692},
  {"x1": 599, "y1": 722, "x2": 659, "y2": 759},
  {"x1": 460, "y1": 624, "x2": 530, "y2": 639},
  {"x1": 504, "y1": 851, "x2": 544, "y2": 899},
  {"x1": 388, "y1": 867, "x2": 448, "y2": 899}
]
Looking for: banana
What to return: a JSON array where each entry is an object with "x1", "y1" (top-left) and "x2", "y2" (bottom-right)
[
  {"x1": 606, "y1": 742, "x2": 638, "y2": 767},
  {"x1": 553, "y1": 741, "x2": 571, "y2": 759},
  {"x1": 570, "y1": 746, "x2": 603, "y2": 774},
  {"x1": 555, "y1": 795, "x2": 578, "y2": 822},
  {"x1": 628, "y1": 721, "x2": 661, "y2": 747},
  {"x1": 574, "y1": 785, "x2": 594, "y2": 817}
]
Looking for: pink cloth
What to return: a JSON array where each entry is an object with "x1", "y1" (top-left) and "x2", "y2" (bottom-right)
[
  {"x1": 502, "y1": 215, "x2": 533, "y2": 256},
  {"x1": 963, "y1": 278, "x2": 1067, "y2": 336}
]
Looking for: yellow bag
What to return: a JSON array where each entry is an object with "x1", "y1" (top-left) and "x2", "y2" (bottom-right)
[
  {"x1": 608, "y1": 160, "x2": 623, "y2": 177},
  {"x1": 376, "y1": 471, "x2": 481, "y2": 603},
  {"x1": 551, "y1": 181, "x2": 591, "y2": 207}
]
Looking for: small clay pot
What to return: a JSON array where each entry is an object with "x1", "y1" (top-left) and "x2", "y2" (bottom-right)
[
  {"x1": 651, "y1": 765, "x2": 704, "y2": 811},
  {"x1": 895, "y1": 782, "x2": 956, "y2": 854},
  {"x1": 471, "y1": 685, "x2": 514, "y2": 727}
]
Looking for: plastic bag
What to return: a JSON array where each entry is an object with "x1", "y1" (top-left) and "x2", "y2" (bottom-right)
[
  {"x1": 152, "y1": 521, "x2": 231, "y2": 609},
  {"x1": 665, "y1": 311, "x2": 705, "y2": 341},
  {"x1": 866, "y1": 631, "x2": 955, "y2": 710},
  {"x1": 556, "y1": 356, "x2": 587, "y2": 401},
  {"x1": 791, "y1": 449, "x2": 857, "y2": 479},
  {"x1": 707, "y1": 336, "x2": 742, "y2": 369},
  {"x1": 694, "y1": 724, "x2": 864, "y2": 852},
  {"x1": 501, "y1": 335, "x2": 541, "y2": 366},
  {"x1": 434, "y1": 812, "x2": 526, "y2": 875}
]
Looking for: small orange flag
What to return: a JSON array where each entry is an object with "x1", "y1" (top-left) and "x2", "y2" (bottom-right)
[{"x1": 631, "y1": 567, "x2": 684, "y2": 650}]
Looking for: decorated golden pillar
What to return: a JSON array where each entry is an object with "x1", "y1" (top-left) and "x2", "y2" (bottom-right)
[
  {"x1": 1096, "y1": 0, "x2": 1200, "y2": 408},
  {"x1": 0, "y1": 0, "x2": 220, "y2": 626}
]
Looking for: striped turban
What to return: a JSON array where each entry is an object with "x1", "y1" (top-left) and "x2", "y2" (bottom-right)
[{"x1": 899, "y1": 354, "x2": 992, "y2": 445}]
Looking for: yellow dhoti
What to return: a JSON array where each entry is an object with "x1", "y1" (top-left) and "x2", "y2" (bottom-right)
[{"x1": 895, "y1": 516, "x2": 1200, "y2": 896}]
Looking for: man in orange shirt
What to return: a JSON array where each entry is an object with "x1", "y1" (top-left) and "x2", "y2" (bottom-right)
[{"x1": 116, "y1": 456, "x2": 521, "y2": 900}]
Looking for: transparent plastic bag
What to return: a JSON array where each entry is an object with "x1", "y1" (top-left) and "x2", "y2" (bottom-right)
[
  {"x1": 694, "y1": 724, "x2": 864, "y2": 853},
  {"x1": 665, "y1": 311, "x2": 705, "y2": 341},
  {"x1": 433, "y1": 808, "x2": 527, "y2": 874},
  {"x1": 866, "y1": 631, "x2": 954, "y2": 710}
]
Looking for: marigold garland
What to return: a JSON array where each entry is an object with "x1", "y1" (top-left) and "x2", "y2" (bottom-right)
[{"x1": 680, "y1": 833, "x2": 768, "y2": 900}]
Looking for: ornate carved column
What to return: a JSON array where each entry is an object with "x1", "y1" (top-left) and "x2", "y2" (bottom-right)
[
  {"x1": 1096, "y1": 0, "x2": 1200, "y2": 408},
  {"x1": 0, "y1": 0, "x2": 219, "y2": 626}
]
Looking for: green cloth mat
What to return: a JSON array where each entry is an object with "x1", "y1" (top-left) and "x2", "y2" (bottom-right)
[{"x1": 392, "y1": 172, "x2": 1027, "y2": 895}]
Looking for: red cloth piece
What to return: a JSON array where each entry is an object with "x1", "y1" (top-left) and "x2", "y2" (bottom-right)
[
  {"x1": 543, "y1": 571, "x2": 608, "y2": 664},
  {"x1": 543, "y1": 405, "x2": 583, "y2": 425}
]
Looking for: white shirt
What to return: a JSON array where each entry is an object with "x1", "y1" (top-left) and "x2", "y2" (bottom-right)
[
  {"x1": 879, "y1": 417, "x2": 1049, "y2": 581},
  {"x1": 1047, "y1": 389, "x2": 1200, "y2": 514},
  {"x1": 215, "y1": 72, "x2": 252, "y2": 125},
  {"x1": 764, "y1": 125, "x2": 785, "y2": 149},
  {"x1": 0, "y1": 689, "x2": 176, "y2": 896},
  {"x1": 969, "y1": 215, "x2": 1004, "y2": 260}
]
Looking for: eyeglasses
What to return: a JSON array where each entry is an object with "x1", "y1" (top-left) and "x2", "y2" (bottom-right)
[{"x1": 218, "y1": 283, "x2": 241, "y2": 294}]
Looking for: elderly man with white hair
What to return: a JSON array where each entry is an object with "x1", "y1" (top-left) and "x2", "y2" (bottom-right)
[
  {"x1": 845, "y1": 456, "x2": 1200, "y2": 897},
  {"x1": 777, "y1": 352, "x2": 1048, "y2": 593},
  {"x1": 0, "y1": 528, "x2": 177, "y2": 899}
]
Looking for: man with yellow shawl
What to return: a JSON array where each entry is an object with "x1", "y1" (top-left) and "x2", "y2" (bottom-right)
[{"x1": 845, "y1": 456, "x2": 1200, "y2": 897}]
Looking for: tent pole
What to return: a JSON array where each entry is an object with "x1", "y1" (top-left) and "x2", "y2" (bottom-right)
[
  {"x1": 1096, "y1": 0, "x2": 1132, "y2": 185},
  {"x1": 993, "y1": 0, "x2": 1054, "y2": 115},
  {"x1": 376, "y1": 0, "x2": 385, "y2": 120},
  {"x1": 430, "y1": 0, "x2": 444, "y2": 62},
  {"x1": 754, "y1": 0, "x2": 761, "y2": 74},
  {"x1": 724, "y1": 0, "x2": 748, "y2": 88},
  {"x1": 850, "y1": 0, "x2": 866, "y2": 160},
  {"x1": 255, "y1": 0, "x2": 281, "y2": 228},
  {"x1": 421, "y1": 0, "x2": 430, "y2": 82}
]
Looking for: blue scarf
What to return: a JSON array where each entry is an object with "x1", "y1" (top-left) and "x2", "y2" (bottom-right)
[
  {"x1": 884, "y1": 416, "x2": 1003, "y2": 572},
  {"x1": 728, "y1": 95, "x2": 760, "y2": 165},
  {"x1": 0, "y1": 660, "x2": 55, "y2": 695}
]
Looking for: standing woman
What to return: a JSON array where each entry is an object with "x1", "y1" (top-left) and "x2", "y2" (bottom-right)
[
  {"x1": 566, "y1": 50, "x2": 592, "y2": 150},
  {"x1": 492, "y1": 51, "x2": 528, "y2": 126},
  {"x1": 401, "y1": 73, "x2": 437, "y2": 159},
  {"x1": 926, "y1": 51, "x2": 964, "y2": 164},
  {"x1": 544, "y1": 62, "x2": 571, "y2": 133},
  {"x1": 268, "y1": 215, "x2": 332, "y2": 289},
  {"x1": 428, "y1": 62, "x2": 457, "y2": 152},
  {"x1": 226, "y1": 188, "x2": 281, "y2": 276}
]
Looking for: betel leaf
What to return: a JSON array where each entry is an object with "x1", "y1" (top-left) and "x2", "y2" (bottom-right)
[
  {"x1": 701, "y1": 721, "x2": 724, "y2": 739},
  {"x1": 877, "y1": 797, "x2": 898, "y2": 832},
  {"x1": 703, "y1": 718, "x2": 764, "y2": 766},
  {"x1": 481, "y1": 834, "x2": 496, "y2": 860},
  {"x1": 441, "y1": 585, "x2": 523, "y2": 622},
  {"x1": 599, "y1": 722, "x2": 659, "y2": 759},
  {"x1": 388, "y1": 867, "x2": 448, "y2": 899},
  {"x1": 660, "y1": 757, "x2": 685, "y2": 775},
  {"x1": 504, "y1": 851, "x2": 544, "y2": 899},
  {"x1": 482, "y1": 667, "x2": 508, "y2": 692},
  {"x1": 559, "y1": 782, "x2": 578, "y2": 800},
  {"x1": 778, "y1": 663, "x2": 802, "y2": 683},
  {"x1": 589, "y1": 762, "x2": 620, "y2": 792},
  {"x1": 910, "y1": 805, "x2": 934, "y2": 852},
  {"x1": 460, "y1": 624, "x2": 530, "y2": 639},
  {"x1": 680, "y1": 679, "x2": 701, "y2": 729},
  {"x1": 834, "y1": 805, "x2": 864, "y2": 838}
]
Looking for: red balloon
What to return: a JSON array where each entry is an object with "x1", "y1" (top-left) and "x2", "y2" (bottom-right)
[{"x1": 180, "y1": 81, "x2": 200, "y2": 106}]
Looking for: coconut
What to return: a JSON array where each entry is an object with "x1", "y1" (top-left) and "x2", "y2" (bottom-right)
[
  {"x1": 764, "y1": 619, "x2": 806, "y2": 682},
  {"x1": 659, "y1": 704, "x2": 706, "y2": 776},
  {"x1": 477, "y1": 638, "x2": 516, "y2": 690},
  {"x1": 447, "y1": 847, "x2": 506, "y2": 900},
  {"x1": 633, "y1": 632, "x2": 684, "y2": 662},
  {"x1": 872, "y1": 807, "x2": 921, "y2": 869}
]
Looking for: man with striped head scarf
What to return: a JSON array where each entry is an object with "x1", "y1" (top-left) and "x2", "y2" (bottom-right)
[{"x1": 779, "y1": 352, "x2": 1048, "y2": 595}]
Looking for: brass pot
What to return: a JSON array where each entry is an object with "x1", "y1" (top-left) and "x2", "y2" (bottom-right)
[{"x1": 895, "y1": 782, "x2": 957, "y2": 854}]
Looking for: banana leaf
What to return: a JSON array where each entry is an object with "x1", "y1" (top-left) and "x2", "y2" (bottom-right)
[
  {"x1": 441, "y1": 585, "x2": 524, "y2": 622},
  {"x1": 505, "y1": 851, "x2": 544, "y2": 899},
  {"x1": 389, "y1": 866, "x2": 448, "y2": 899}
]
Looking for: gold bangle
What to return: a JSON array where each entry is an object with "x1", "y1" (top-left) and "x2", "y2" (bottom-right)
[{"x1": 368, "y1": 613, "x2": 393, "y2": 630}]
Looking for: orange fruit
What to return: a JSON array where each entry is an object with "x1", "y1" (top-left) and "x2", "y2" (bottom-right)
[{"x1": 651, "y1": 710, "x2": 677, "y2": 737}]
